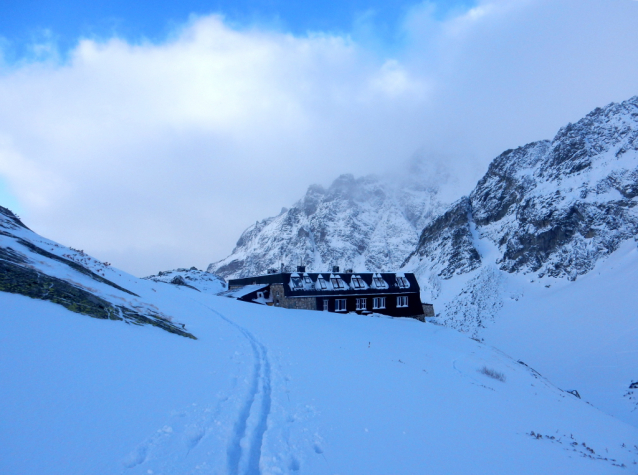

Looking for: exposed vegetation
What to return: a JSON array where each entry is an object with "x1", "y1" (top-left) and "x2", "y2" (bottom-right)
[
  {"x1": 479, "y1": 365, "x2": 506, "y2": 382},
  {"x1": 0, "y1": 259, "x2": 196, "y2": 339}
]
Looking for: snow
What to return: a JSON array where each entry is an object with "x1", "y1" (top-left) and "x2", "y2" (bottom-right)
[
  {"x1": 426, "y1": 236, "x2": 638, "y2": 430},
  {"x1": 482, "y1": 239, "x2": 638, "y2": 428},
  {"x1": 143, "y1": 268, "x2": 226, "y2": 294},
  {"x1": 403, "y1": 96, "x2": 638, "y2": 433},
  {"x1": 2, "y1": 269, "x2": 638, "y2": 474},
  {"x1": 3, "y1": 94, "x2": 638, "y2": 472}
]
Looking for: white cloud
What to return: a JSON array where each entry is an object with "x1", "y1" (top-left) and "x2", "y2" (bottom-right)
[{"x1": 0, "y1": 1, "x2": 637, "y2": 276}]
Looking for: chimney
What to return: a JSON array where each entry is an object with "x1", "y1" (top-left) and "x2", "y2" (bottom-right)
[
  {"x1": 332, "y1": 265, "x2": 340, "y2": 273},
  {"x1": 297, "y1": 265, "x2": 306, "y2": 273},
  {"x1": 345, "y1": 269, "x2": 353, "y2": 274}
]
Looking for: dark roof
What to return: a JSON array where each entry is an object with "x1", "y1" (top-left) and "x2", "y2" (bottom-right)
[
  {"x1": 228, "y1": 272, "x2": 420, "y2": 298},
  {"x1": 218, "y1": 284, "x2": 269, "y2": 299}
]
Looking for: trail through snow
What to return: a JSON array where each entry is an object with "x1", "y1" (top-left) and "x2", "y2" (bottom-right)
[
  {"x1": 201, "y1": 303, "x2": 273, "y2": 475},
  {"x1": 117, "y1": 298, "x2": 281, "y2": 475}
]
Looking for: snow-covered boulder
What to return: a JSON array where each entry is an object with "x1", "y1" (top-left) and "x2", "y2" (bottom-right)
[{"x1": 143, "y1": 267, "x2": 226, "y2": 294}]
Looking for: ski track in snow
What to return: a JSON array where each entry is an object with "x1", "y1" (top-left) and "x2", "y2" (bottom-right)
[
  {"x1": 199, "y1": 303, "x2": 273, "y2": 475},
  {"x1": 119, "y1": 299, "x2": 276, "y2": 475}
]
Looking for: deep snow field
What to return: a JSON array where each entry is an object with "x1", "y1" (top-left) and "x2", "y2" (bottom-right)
[
  {"x1": 2, "y1": 275, "x2": 638, "y2": 474},
  {"x1": 484, "y1": 240, "x2": 638, "y2": 429},
  {"x1": 426, "y1": 223, "x2": 638, "y2": 431}
]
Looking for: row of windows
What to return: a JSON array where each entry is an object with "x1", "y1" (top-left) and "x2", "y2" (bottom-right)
[
  {"x1": 322, "y1": 296, "x2": 408, "y2": 312},
  {"x1": 291, "y1": 276, "x2": 313, "y2": 288},
  {"x1": 291, "y1": 276, "x2": 406, "y2": 290}
]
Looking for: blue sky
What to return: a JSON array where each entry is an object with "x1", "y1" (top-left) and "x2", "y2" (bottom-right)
[
  {"x1": 1, "y1": 0, "x2": 637, "y2": 275},
  {"x1": 0, "y1": 178, "x2": 20, "y2": 214},
  {"x1": 1, "y1": 0, "x2": 474, "y2": 61}
]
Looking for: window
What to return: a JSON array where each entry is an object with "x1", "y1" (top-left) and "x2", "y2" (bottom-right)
[
  {"x1": 397, "y1": 296, "x2": 409, "y2": 307},
  {"x1": 335, "y1": 299, "x2": 347, "y2": 311},
  {"x1": 317, "y1": 277, "x2": 328, "y2": 289},
  {"x1": 373, "y1": 277, "x2": 386, "y2": 288},
  {"x1": 331, "y1": 277, "x2": 346, "y2": 289},
  {"x1": 304, "y1": 276, "x2": 313, "y2": 285},
  {"x1": 356, "y1": 298, "x2": 367, "y2": 310},
  {"x1": 323, "y1": 299, "x2": 329, "y2": 311},
  {"x1": 396, "y1": 277, "x2": 410, "y2": 288},
  {"x1": 373, "y1": 297, "x2": 386, "y2": 309},
  {"x1": 351, "y1": 277, "x2": 365, "y2": 289},
  {"x1": 291, "y1": 277, "x2": 303, "y2": 289}
]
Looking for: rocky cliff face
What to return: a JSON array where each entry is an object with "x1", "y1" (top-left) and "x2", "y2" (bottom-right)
[
  {"x1": 403, "y1": 196, "x2": 481, "y2": 280},
  {"x1": 208, "y1": 173, "x2": 446, "y2": 279},
  {"x1": 405, "y1": 96, "x2": 638, "y2": 285}
]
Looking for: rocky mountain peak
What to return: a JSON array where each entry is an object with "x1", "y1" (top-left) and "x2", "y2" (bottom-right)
[
  {"x1": 406, "y1": 95, "x2": 638, "y2": 284},
  {"x1": 208, "y1": 173, "x2": 446, "y2": 279}
]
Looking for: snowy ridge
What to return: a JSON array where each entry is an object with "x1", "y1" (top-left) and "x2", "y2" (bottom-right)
[
  {"x1": 406, "y1": 94, "x2": 638, "y2": 283},
  {"x1": 143, "y1": 267, "x2": 226, "y2": 294},
  {"x1": 405, "y1": 95, "x2": 638, "y2": 310},
  {"x1": 208, "y1": 173, "x2": 446, "y2": 278}
]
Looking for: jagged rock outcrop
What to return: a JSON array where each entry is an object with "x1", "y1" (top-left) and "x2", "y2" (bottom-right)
[
  {"x1": 406, "y1": 96, "x2": 638, "y2": 282},
  {"x1": 143, "y1": 267, "x2": 226, "y2": 294},
  {"x1": 403, "y1": 196, "x2": 481, "y2": 279},
  {"x1": 208, "y1": 173, "x2": 446, "y2": 279}
]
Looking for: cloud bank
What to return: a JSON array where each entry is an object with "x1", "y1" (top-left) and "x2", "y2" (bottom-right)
[{"x1": 0, "y1": 0, "x2": 637, "y2": 276}]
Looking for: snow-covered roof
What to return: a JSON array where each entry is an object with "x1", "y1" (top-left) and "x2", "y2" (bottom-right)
[{"x1": 218, "y1": 284, "x2": 269, "y2": 299}]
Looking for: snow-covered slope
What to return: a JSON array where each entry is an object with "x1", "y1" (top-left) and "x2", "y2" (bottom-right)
[
  {"x1": 208, "y1": 173, "x2": 445, "y2": 279},
  {"x1": 3, "y1": 209, "x2": 638, "y2": 474},
  {"x1": 143, "y1": 267, "x2": 226, "y2": 294},
  {"x1": 0, "y1": 205, "x2": 195, "y2": 338},
  {"x1": 482, "y1": 241, "x2": 638, "y2": 427},
  {"x1": 402, "y1": 96, "x2": 638, "y2": 427},
  {"x1": 3, "y1": 282, "x2": 638, "y2": 474}
]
